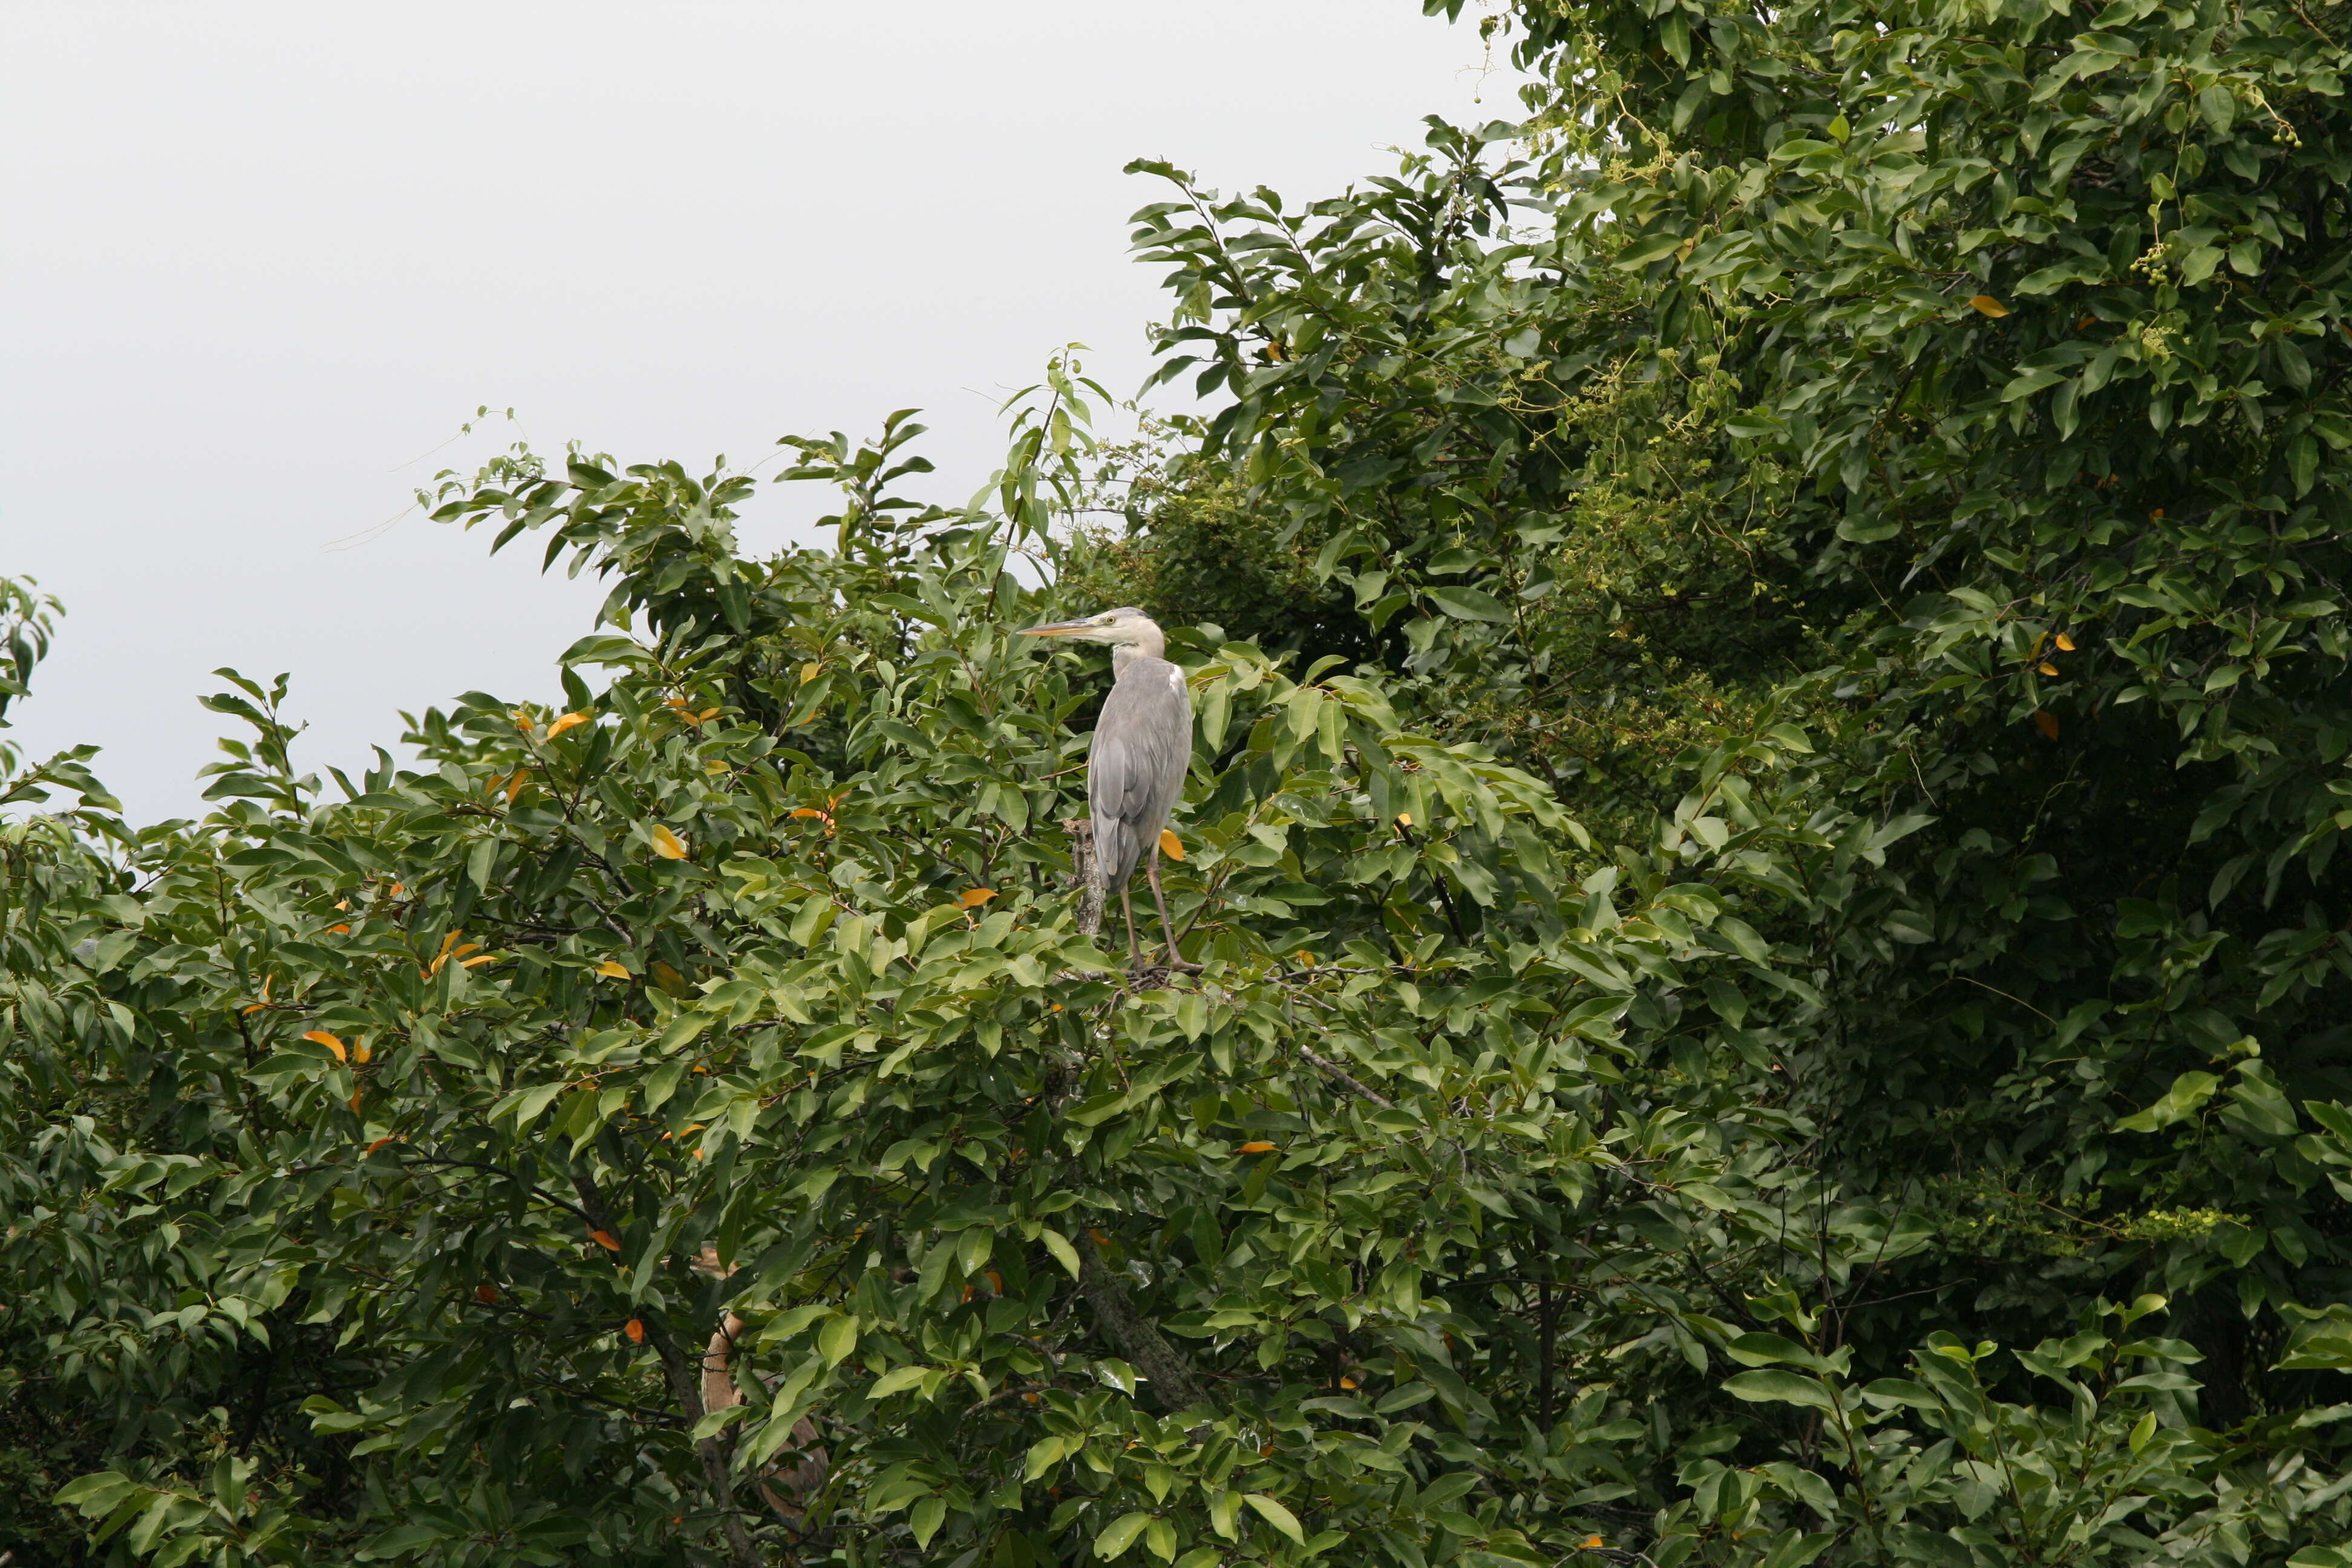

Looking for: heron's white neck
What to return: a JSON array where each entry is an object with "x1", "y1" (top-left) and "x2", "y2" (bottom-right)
[{"x1": 1111, "y1": 622, "x2": 1165, "y2": 673}]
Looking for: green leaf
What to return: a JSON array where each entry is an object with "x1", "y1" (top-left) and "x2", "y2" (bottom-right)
[
  {"x1": 1243, "y1": 1493, "x2": 1305, "y2": 1544},
  {"x1": 910, "y1": 1496, "x2": 947, "y2": 1549},
  {"x1": 2115, "y1": 1071, "x2": 2220, "y2": 1133},
  {"x1": 1097, "y1": 1512, "x2": 1155, "y2": 1560},
  {"x1": 1425, "y1": 585, "x2": 1513, "y2": 623},
  {"x1": 1041, "y1": 1227, "x2": 1082, "y2": 1279},
  {"x1": 1722, "y1": 1370, "x2": 1837, "y2": 1413}
]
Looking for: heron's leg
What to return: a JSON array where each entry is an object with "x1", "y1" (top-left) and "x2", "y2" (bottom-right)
[
  {"x1": 1120, "y1": 883, "x2": 1141, "y2": 969},
  {"x1": 1146, "y1": 845, "x2": 1186, "y2": 969}
]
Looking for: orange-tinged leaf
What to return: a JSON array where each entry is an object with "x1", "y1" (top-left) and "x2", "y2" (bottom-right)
[
  {"x1": 2038, "y1": 661, "x2": 2060, "y2": 676},
  {"x1": 2151, "y1": 507, "x2": 2164, "y2": 520},
  {"x1": 695, "y1": 707, "x2": 719, "y2": 722},
  {"x1": 590, "y1": 1230, "x2": 621, "y2": 1252},
  {"x1": 460, "y1": 955, "x2": 497, "y2": 969},
  {"x1": 366, "y1": 1135, "x2": 399, "y2": 1153},
  {"x1": 1339, "y1": 1376, "x2": 1357, "y2": 1389},
  {"x1": 2055, "y1": 632, "x2": 2076, "y2": 651},
  {"x1": 354, "y1": 1041, "x2": 372, "y2": 1064},
  {"x1": 241, "y1": 1003, "x2": 268, "y2": 1015},
  {"x1": 327, "y1": 923, "x2": 351, "y2": 934},
  {"x1": 1584, "y1": 1538, "x2": 1605, "y2": 1550},
  {"x1": 1969, "y1": 294, "x2": 2008, "y2": 317},
  {"x1": 546, "y1": 711, "x2": 590, "y2": 738},
  {"x1": 2030, "y1": 633, "x2": 2047, "y2": 658},
  {"x1": 1396, "y1": 812, "x2": 1413, "y2": 828},
  {"x1": 790, "y1": 807, "x2": 829, "y2": 820},
  {"x1": 475, "y1": 1284, "x2": 498, "y2": 1304},
  {"x1": 304, "y1": 1030, "x2": 348, "y2": 1062},
  {"x1": 512, "y1": 708, "x2": 535, "y2": 732},
  {"x1": 650, "y1": 825, "x2": 689, "y2": 860},
  {"x1": 958, "y1": 888, "x2": 997, "y2": 909},
  {"x1": 595, "y1": 961, "x2": 632, "y2": 979},
  {"x1": 505, "y1": 768, "x2": 530, "y2": 802},
  {"x1": 624, "y1": 1318, "x2": 645, "y2": 1343},
  {"x1": 1158, "y1": 828, "x2": 1183, "y2": 860},
  {"x1": 2034, "y1": 709, "x2": 2060, "y2": 739},
  {"x1": 1238, "y1": 1140, "x2": 1278, "y2": 1154},
  {"x1": 348, "y1": 1089, "x2": 363, "y2": 1114}
]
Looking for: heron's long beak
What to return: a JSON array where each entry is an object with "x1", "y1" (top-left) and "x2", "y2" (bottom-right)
[{"x1": 1016, "y1": 619, "x2": 1093, "y2": 638}]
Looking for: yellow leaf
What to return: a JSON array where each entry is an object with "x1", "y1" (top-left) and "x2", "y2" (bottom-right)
[
  {"x1": 460, "y1": 954, "x2": 498, "y2": 969},
  {"x1": 304, "y1": 1030, "x2": 348, "y2": 1062},
  {"x1": 2034, "y1": 709, "x2": 2061, "y2": 740},
  {"x1": 595, "y1": 961, "x2": 632, "y2": 979},
  {"x1": 590, "y1": 1230, "x2": 622, "y2": 1252},
  {"x1": 2055, "y1": 632, "x2": 2076, "y2": 651},
  {"x1": 2038, "y1": 661, "x2": 2059, "y2": 676},
  {"x1": 1238, "y1": 1140, "x2": 1278, "y2": 1154},
  {"x1": 958, "y1": 887, "x2": 998, "y2": 909},
  {"x1": 624, "y1": 1318, "x2": 645, "y2": 1344},
  {"x1": 1583, "y1": 1538, "x2": 1606, "y2": 1551},
  {"x1": 799, "y1": 662, "x2": 821, "y2": 685},
  {"x1": 1396, "y1": 812, "x2": 1413, "y2": 828},
  {"x1": 354, "y1": 1041, "x2": 372, "y2": 1063},
  {"x1": 511, "y1": 708, "x2": 535, "y2": 733},
  {"x1": 505, "y1": 768, "x2": 530, "y2": 802},
  {"x1": 1969, "y1": 294, "x2": 2008, "y2": 317},
  {"x1": 790, "y1": 807, "x2": 829, "y2": 821},
  {"x1": 695, "y1": 707, "x2": 719, "y2": 722},
  {"x1": 546, "y1": 711, "x2": 590, "y2": 738},
  {"x1": 1339, "y1": 1376, "x2": 1357, "y2": 1389},
  {"x1": 650, "y1": 825, "x2": 688, "y2": 860},
  {"x1": 1158, "y1": 828, "x2": 1183, "y2": 861}
]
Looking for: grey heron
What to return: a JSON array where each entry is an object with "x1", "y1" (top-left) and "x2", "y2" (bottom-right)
[{"x1": 1018, "y1": 606, "x2": 1192, "y2": 969}]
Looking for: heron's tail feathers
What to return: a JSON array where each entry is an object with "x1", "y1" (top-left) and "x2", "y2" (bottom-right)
[{"x1": 1094, "y1": 818, "x2": 1145, "y2": 892}]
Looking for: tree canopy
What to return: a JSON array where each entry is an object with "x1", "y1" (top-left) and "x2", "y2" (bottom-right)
[{"x1": 10, "y1": 1, "x2": 2352, "y2": 1565}]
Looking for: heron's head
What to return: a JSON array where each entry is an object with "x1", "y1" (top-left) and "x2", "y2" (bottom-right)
[{"x1": 1016, "y1": 606, "x2": 1160, "y2": 646}]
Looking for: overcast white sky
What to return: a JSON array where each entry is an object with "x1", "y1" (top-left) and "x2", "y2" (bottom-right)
[{"x1": 2, "y1": 2, "x2": 1511, "y2": 823}]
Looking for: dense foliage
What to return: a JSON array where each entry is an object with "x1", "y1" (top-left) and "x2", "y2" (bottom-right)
[{"x1": 12, "y1": 0, "x2": 2352, "y2": 1564}]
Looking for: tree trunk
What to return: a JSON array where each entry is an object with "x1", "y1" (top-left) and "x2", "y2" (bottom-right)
[
  {"x1": 1076, "y1": 1233, "x2": 1215, "y2": 1413},
  {"x1": 1062, "y1": 816, "x2": 1105, "y2": 936}
]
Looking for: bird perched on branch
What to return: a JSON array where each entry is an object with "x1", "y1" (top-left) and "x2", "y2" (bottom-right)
[{"x1": 1018, "y1": 606, "x2": 1192, "y2": 968}]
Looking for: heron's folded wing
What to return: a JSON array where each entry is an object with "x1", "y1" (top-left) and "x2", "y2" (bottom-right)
[{"x1": 1089, "y1": 664, "x2": 1192, "y2": 886}]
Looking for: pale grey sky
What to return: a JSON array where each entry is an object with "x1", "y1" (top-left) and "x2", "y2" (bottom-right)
[{"x1": 2, "y1": 2, "x2": 1509, "y2": 823}]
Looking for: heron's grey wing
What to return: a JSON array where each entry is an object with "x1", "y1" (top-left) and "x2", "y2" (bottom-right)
[{"x1": 1088, "y1": 659, "x2": 1193, "y2": 890}]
